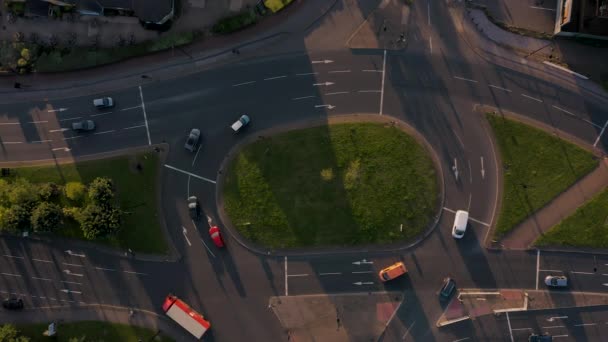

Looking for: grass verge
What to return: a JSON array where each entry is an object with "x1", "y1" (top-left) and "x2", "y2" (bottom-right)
[
  {"x1": 535, "y1": 186, "x2": 608, "y2": 248},
  {"x1": 15, "y1": 321, "x2": 173, "y2": 341},
  {"x1": 212, "y1": 9, "x2": 258, "y2": 34},
  {"x1": 223, "y1": 123, "x2": 438, "y2": 248},
  {"x1": 487, "y1": 114, "x2": 598, "y2": 238},
  {"x1": 10, "y1": 152, "x2": 166, "y2": 254}
]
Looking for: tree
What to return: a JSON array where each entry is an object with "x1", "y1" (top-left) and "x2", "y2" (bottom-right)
[
  {"x1": 0, "y1": 179, "x2": 10, "y2": 206},
  {"x1": 38, "y1": 182, "x2": 59, "y2": 201},
  {"x1": 79, "y1": 204, "x2": 120, "y2": 240},
  {"x1": 0, "y1": 205, "x2": 29, "y2": 232},
  {"x1": 88, "y1": 177, "x2": 114, "y2": 205},
  {"x1": 7, "y1": 178, "x2": 37, "y2": 208},
  {"x1": 65, "y1": 182, "x2": 86, "y2": 203},
  {"x1": 0, "y1": 324, "x2": 29, "y2": 342},
  {"x1": 31, "y1": 202, "x2": 62, "y2": 232}
]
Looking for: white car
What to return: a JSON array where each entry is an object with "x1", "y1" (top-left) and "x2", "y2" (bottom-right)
[
  {"x1": 545, "y1": 275, "x2": 568, "y2": 287},
  {"x1": 451, "y1": 210, "x2": 469, "y2": 239},
  {"x1": 93, "y1": 97, "x2": 114, "y2": 108},
  {"x1": 231, "y1": 115, "x2": 250, "y2": 133}
]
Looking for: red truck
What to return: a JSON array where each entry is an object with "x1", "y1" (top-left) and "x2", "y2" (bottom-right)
[{"x1": 162, "y1": 294, "x2": 211, "y2": 339}]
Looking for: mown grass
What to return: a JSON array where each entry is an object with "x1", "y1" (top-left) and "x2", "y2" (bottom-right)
[
  {"x1": 223, "y1": 123, "x2": 438, "y2": 248},
  {"x1": 10, "y1": 152, "x2": 166, "y2": 253},
  {"x1": 15, "y1": 321, "x2": 173, "y2": 341},
  {"x1": 487, "y1": 114, "x2": 598, "y2": 238},
  {"x1": 535, "y1": 186, "x2": 608, "y2": 247}
]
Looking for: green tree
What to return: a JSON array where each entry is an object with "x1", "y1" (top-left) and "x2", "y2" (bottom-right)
[
  {"x1": 0, "y1": 205, "x2": 29, "y2": 232},
  {"x1": 38, "y1": 182, "x2": 59, "y2": 201},
  {"x1": 0, "y1": 324, "x2": 29, "y2": 342},
  {"x1": 65, "y1": 182, "x2": 86, "y2": 203},
  {"x1": 7, "y1": 178, "x2": 37, "y2": 208},
  {"x1": 79, "y1": 204, "x2": 120, "y2": 240},
  {"x1": 0, "y1": 179, "x2": 10, "y2": 206},
  {"x1": 31, "y1": 202, "x2": 62, "y2": 232},
  {"x1": 88, "y1": 177, "x2": 114, "y2": 205}
]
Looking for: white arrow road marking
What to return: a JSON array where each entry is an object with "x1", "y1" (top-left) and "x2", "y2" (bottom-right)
[
  {"x1": 49, "y1": 128, "x2": 69, "y2": 133},
  {"x1": 65, "y1": 250, "x2": 86, "y2": 258},
  {"x1": 313, "y1": 82, "x2": 334, "y2": 86},
  {"x1": 452, "y1": 158, "x2": 459, "y2": 180},
  {"x1": 206, "y1": 215, "x2": 213, "y2": 228},
  {"x1": 63, "y1": 269, "x2": 84, "y2": 277},
  {"x1": 182, "y1": 226, "x2": 192, "y2": 247},
  {"x1": 60, "y1": 289, "x2": 82, "y2": 295},
  {"x1": 547, "y1": 316, "x2": 568, "y2": 322},
  {"x1": 47, "y1": 108, "x2": 69, "y2": 112},
  {"x1": 352, "y1": 259, "x2": 374, "y2": 265},
  {"x1": 353, "y1": 281, "x2": 374, "y2": 285},
  {"x1": 481, "y1": 156, "x2": 485, "y2": 180},
  {"x1": 52, "y1": 147, "x2": 71, "y2": 152},
  {"x1": 312, "y1": 60, "x2": 333, "y2": 64},
  {"x1": 315, "y1": 104, "x2": 336, "y2": 109}
]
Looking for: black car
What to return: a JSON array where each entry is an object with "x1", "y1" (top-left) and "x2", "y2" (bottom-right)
[
  {"x1": 71, "y1": 120, "x2": 96, "y2": 132},
  {"x1": 439, "y1": 277, "x2": 456, "y2": 301},
  {"x1": 529, "y1": 333, "x2": 552, "y2": 342},
  {"x1": 2, "y1": 297, "x2": 23, "y2": 310},
  {"x1": 188, "y1": 196, "x2": 201, "y2": 220}
]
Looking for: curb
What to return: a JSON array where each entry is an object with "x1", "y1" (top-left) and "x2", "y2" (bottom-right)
[
  {"x1": 215, "y1": 114, "x2": 446, "y2": 257},
  {"x1": 543, "y1": 61, "x2": 589, "y2": 80}
]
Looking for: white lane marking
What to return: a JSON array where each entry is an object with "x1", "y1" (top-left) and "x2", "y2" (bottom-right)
[
  {"x1": 62, "y1": 262, "x2": 83, "y2": 267},
  {"x1": 427, "y1": 2, "x2": 430, "y2": 26},
  {"x1": 319, "y1": 272, "x2": 341, "y2": 276},
  {"x1": 4, "y1": 255, "x2": 24, "y2": 259},
  {"x1": 353, "y1": 281, "x2": 374, "y2": 285},
  {"x1": 232, "y1": 81, "x2": 256, "y2": 87},
  {"x1": 32, "y1": 258, "x2": 53, "y2": 263},
  {"x1": 468, "y1": 159, "x2": 472, "y2": 184},
  {"x1": 90, "y1": 112, "x2": 113, "y2": 117},
  {"x1": 467, "y1": 193, "x2": 472, "y2": 211},
  {"x1": 325, "y1": 91, "x2": 349, "y2": 96},
  {"x1": 192, "y1": 220, "x2": 215, "y2": 258},
  {"x1": 593, "y1": 120, "x2": 608, "y2": 147},
  {"x1": 164, "y1": 164, "x2": 216, "y2": 184},
  {"x1": 54, "y1": 148, "x2": 73, "y2": 154},
  {"x1": 93, "y1": 130, "x2": 116, "y2": 135},
  {"x1": 536, "y1": 250, "x2": 540, "y2": 290},
  {"x1": 192, "y1": 144, "x2": 202, "y2": 167},
  {"x1": 59, "y1": 116, "x2": 82, "y2": 122},
  {"x1": 3, "y1": 141, "x2": 22, "y2": 144},
  {"x1": 480, "y1": 156, "x2": 485, "y2": 180},
  {"x1": 182, "y1": 226, "x2": 192, "y2": 247},
  {"x1": 313, "y1": 82, "x2": 334, "y2": 86},
  {"x1": 521, "y1": 94, "x2": 542, "y2": 102},
  {"x1": 284, "y1": 256, "x2": 288, "y2": 296},
  {"x1": 380, "y1": 49, "x2": 387, "y2": 115},
  {"x1": 574, "y1": 323, "x2": 596, "y2": 326},
  {"x1": 296, "y1": 72, "x2": 318, "y2": 76},
  {"x1": 539, "y1": 269, "x2": 563, "y2": 272},
  {"x1": 32, "y1": 140, "x2": 52, "y2": 143},
  {"x1": 552, "y1": 105, "x2": 577, "y2": 117},
  {"x1": 65, "y1": 250, "x2": 86, "y2": 258},
  {"x1": 121, "y1": 105, "x2": 142, "y2": 111},
  {"x1": 328, "y1": 70, "x2": 351, "y2": 73},
  {"x1": 60, "y1": 289, "x2": 82, "y2": 295},
  {"x1": 358, "y1": 90, "x2": 381, "y2": 93},
  {"x1": 506, "y1": 312, "x2": 514, "y2": 342},
  {"x1": 123, "y1": 271, "x2": 148, "y2": 276},
  {"x1": 0, "y1": 122, "x2": 19, "y2": 125},
  {"x1": 49, "y1": 128, "x2": 69, "y2": 133},
  {"x1": 287, "y1": 274, "x2": 309, "y2": 277},
  {"x1": 543, "y1": 61, "x2": 588, "y2": 79},
  {"x1": 311, "y1": 60, "x2": 333, "y2": 64},
  {"x1": 95, "y1": 267, "x2": 116, "y2": 271},
  {"x1": 541, "y1": 325, "x2": 566, "y2": 329},
  {"x1": 442, "y1": 207, "x2": 490, "y2": 226},
  {"x1": 29, "y1": 120, "x2": 48, "y2": 124},
  {"x1": 138, "y1": 86, "x2": 152, "y2": 146},
  {"x1": 454, "y1": 76, "x2": 477, "y2": 83},
  {"x1": 31, "y1": 277, "x2": 52, "y2": 281},
  {"x1": 61, "y1": 281, "x2": 82, "y2": 286},
  {"x1": 451, "y1": 338, "x2": 470, "y2": 342},
  {"x1": 352, "y1": 271, "x2": 373, "y2": 274},
  {"x1": 123, "y1": 125, "x2": 146, "y2": 130},
  {"x1": 264, "y1": 75, "x2": 287, "y2": 81},
  {"x1": 402, "y1": 321, "x2": 416, "y2": 339},
  {"x1": 553, "y1": 335, "x2": 568, "y2": 339},
  {"x1": 530, "y1": 6, "x2": 556, "y2": 10},
  {"x1": 443, "y1": 207, "x2": 456, "y2": 214},
  {"x1": 1, "y1": 273, "x2": 21, "y2": 277},
  {"x1": 362, "y1": 70, "x2": 382, "y2": 72},
  {"x1": 429, "y1": 36, "x2": 432, "y2": 54},
  {"x1": 187, "y1": 175, "x2": 191, "y2": 198},
  {"x1": 63, "y1": 270, "x2": 83, "y2": 277},
  {"x1": 511, "y1": 328, "x2": 532, "y2": 331},
  {"x1": 571, "y1": 271, "x2": 594, "y2": 275},
  {"x1": 489, "y1": 84, "x2": 512, "y2": 92},
  {"x1": 292, "y1": 95, "x2": 316, "y2": 100},
  {"x1": 47, "y1": 108, "x2": 68, "y2": 112},
  {"x1": 315, "y1": 104, "x2": 336, "y2": 109}
]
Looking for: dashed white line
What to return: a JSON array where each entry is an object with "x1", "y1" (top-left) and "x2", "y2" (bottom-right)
[
  {"x1": 59, "y1": 116, "x2": 82, "y2": 122},
  {"x1": 593, "y1": 120, "x2": 608, "y2": 147},
  {"x1": 3, "y1": 142, "x2": 22, "y2": 144},
  {"x1": 61, "y1": 281, "x2": 82, "y2": 286},
  {"x1": 1, "y1": 273, "x2": 21, "y2": 277},
  {"x1": 32, "y1": 258, "x2": 53, "y2": 263},
  {"x1": 31, "y1": 277, "x2": 52, "y2": 281},
  {"x1": 62, "y1": 262, "x2": 83, "y2": 267},
  {"x1": 521, "y1": 94, "x2": 542, "y2": 102},
  {"x1": 362, "y1": 70, "x2": 382, "y2": 73},
  {"x1": 541, "y1": 325, "x2": 565, "y2": 329},
  {"x1": 284, "y1": 256, "x2": 288, "y2": 296},
  {"x1": 571, "y1": 271, "x2": 594, "y2": 275},
  {"x1": 574, "y1": 323, "x2": 596, "y2": 326},
  {"x1": 536, "y1": 250, "x2": 540, "y2": 290},
  {"x1": 296, "y1": 72, "x2": 318, "y2": 76},
  {"x1": 352, "y1": 271, "x2": 373, "y2": 274},
  {"x1": 325, "y1": 91, "x2": 349, "y2": 96},
  {"x1": 93, "y1": 130, "x2": 116, "y2": 135},
  {"x1": 429, "y1": 36, "x2": 432, "y2": 54},
  {"x1": 90, "y1": 112, "x2": 113, "y2": 117},
  {"x1": 511, "y1": 328, "x2": 532, "y2": 331},
  {"x1": 63, "y1": 136, "x2": 83, "y2": 141},
  {"x1": 4, "y1": 254, "x2": 24, "y2": 259},
  {"x1": 138, "y1": 85, "x2": 152, "y2": 146},
  {"x1": 530, "y1": 6, "x2": 556, "y2": 11},
  {"x1": 0, "y1": 122, "x2": 19, "y2": 125},
  {"x1": 319, "y1": 272, "x2": 342, "y2": 276},
  {"x1": 123, "y1": 271, "x2": 147, "y2": 276},
  {"x1": 292, "y1": 95, "x2": 316, "y2": 100},
  {"x1": 328, "y1": 70, "x2": 351, "y2": 73},
  {"x1": 359, "y1": 90, "x2": 381, "y2": 93},
  {"x1": 264, "y1": 75, "x2": 287, "y2": 81},
  {"x1": 287, "y1": 274, "x2": 309, "y2": 277},
  {"x1": 123, "y1": 125, "x2": 146, "y2": 130},
  {"x1": 232, "y1": 81, "x2": 256, "y2": 87},
  {"x1": 192, "y1": 144, "x2": 202, "y2": 167},
  {"x1": 489, "y1": 84, "x2": 512, "y2": 92},
  {"x1": 506, "y1": 312, "x2": 514, "y2": 342},
  {"x1": 32, "y1": 140, "x2": 52, "y2": 143},
  {"x1": 380, "y1": 49, "x2": 387, "y2": 115},
  {"x1": 454, "y1": 76, "x2": 478, "y2": 83},
  {"x1": 95, "y1": 267, "x2": 116, "y2": 271},
  {"x1": 121, "y1": 105, "x2": 142, "y2": 111},
  {"x1": 164, "y1": 164, "x2": 216, "y2": 184},
  {"x1": 452, "y1": 338, "x2": 470, "y2": 342},
  {"x1": 28, "y1": 120, "x2": 48, "y2": 124},
  {"x1": 552, "y1": 105, "x2": 576, "y2": 117},
  {"x1": 553, "y1": 335, "x2": 568, "y2": 338},
  {"x1": 539, "y1": 269, "x2": 563, "y2": 272}
]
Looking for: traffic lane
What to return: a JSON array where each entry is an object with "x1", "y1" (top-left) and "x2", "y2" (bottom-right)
[{"x1": 539, "y1": 252, "x2": 608, "y2": 292}]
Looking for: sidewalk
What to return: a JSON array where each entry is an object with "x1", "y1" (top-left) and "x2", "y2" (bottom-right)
[{"x1": 500, "y1": 158, "x2": 608, "y2": 249}]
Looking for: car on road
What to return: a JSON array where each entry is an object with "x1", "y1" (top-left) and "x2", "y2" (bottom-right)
[
  {"x1": 209, "y1": 226, "x2": 224, "y2": 248},
  {"x1": 185, "y1": 128, "x2": 201, "y2": 152},
  {"x1": 71, "y1": 120, "x2": 96, "y2": 132},
  {"x1": 544, "y1": 275, "x2": 568, "y2": 287},
  {"x1": 188, "y1": 196, "x2": 201, "y2": 220},
  {"x1": 451, "y1": 210, "x2": 469, "y2": 239},
  {"x1": 378, "y1": 261, "x2": 407, "y2": 282},
  {"x1": 93, "y1": 97, "x2": 114, "y2": 108},
  {"x1": 529, "y1": 333, "x2": 552, "y2": 342},
  {"x1": 2, "y1": 297, "x2": 23, "y2": 310},
  {"x1": 439, "y1": 277, "x2": 457, "y2": 301},
  {"x1": 231, "y1": 115, "x2": 250, "y2": 133}
]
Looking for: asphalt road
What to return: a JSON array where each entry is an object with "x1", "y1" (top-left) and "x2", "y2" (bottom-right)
[{"x1": 0, "y1": 0, "x2": 607, "y2": 341}]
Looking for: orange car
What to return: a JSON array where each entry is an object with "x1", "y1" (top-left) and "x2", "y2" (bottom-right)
[{"x1": 378, "y1": 261, "x2": 408, "y2": 282}]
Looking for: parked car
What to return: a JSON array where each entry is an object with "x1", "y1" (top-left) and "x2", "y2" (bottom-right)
[
  {"x1": 188, "y1": 196, "x2": 200, "y2": 220},
  {"x1": 185, "y1": 129, "x2": 201, "y2": 152},
  {"x1": 439, "y1": 277, "x2": 457, "y2": 301},
  {"x1": 2, "y1": 297, "x2": 23, "y2": 310},
  {"x1": 71, "y1": 120, "x2": 96, "y2": 131},
  {"x1": 231, "y1": 115, "x2": 250, "y2": 133},
  {"x1": 544, "y1": 275, "x2": 568, "y2": 287},
  {"x1": 208, "y1": 226, "x2": 224, "y2": 248},
  {"x1": 451, "y1": 210, "x2": 469, "y2": 239},
  {"x1": 378, "y1": 261, "x2": 407, "y2": 282},
  {"x1": 93, "y1": 97, "x2": 114, "y2": 108},
  {"x1": 529, "y1": 333, "x2": 552, "y2": 342}
]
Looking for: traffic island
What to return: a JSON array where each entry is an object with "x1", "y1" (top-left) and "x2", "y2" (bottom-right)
[{"x1": 269, "y1": 292, "x2": 403, "y2": 342}]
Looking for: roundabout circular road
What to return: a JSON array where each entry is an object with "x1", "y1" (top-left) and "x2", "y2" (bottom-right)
[{"x1": 0, "y1": 2, "x2": 608, "y2": 341}]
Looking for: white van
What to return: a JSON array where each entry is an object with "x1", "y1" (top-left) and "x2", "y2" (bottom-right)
[{"x1": 451, "y1": 210, "x2": 469, "y2": 239}]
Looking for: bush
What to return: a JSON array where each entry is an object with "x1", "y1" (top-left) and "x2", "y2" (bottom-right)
[
  {"x1": 62, "y1": 206, "x2": 82, "y2": 221},
  {"x1": 65, "y1": 182, "x2": 86, "y2": 203},
  {"x1": 31, "y1": 202, "x2": 62, "y2": 232},
  {"x1": 38, "y1": 182, "x2": 59, "y2": 201},
  {"x1": 0, "y1": 324, "x2": 29, "y2": 341},
  {"x1": 212, "y1": 10, "x2": 258, "y2": 34},
  {"x1": 0, "y1": 179, "x2": 10, "y2": 206},
  {"x1": 0, "y1": 205, "x2": 29, "y2": 232},
  {"x1": 79, "y1": 204, "x2": 121, "y2": 240},
  {"x1": 88, "y1": 177, "x2": 114, "y2": 205},
  {"x1": 7, "y1": 178, "x2": 37, "y2": 208}
]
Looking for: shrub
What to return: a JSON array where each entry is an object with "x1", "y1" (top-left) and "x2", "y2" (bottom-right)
[
  {"x1": 7, "y1": 178, "x2": 37, "y2": 208},
  {"x1": 88, "y1": 177, "x2": 114, "y2": 205},
  {"x1": 65, "y1": 181, "x2": 86, "y2": 203},
  {"x1": 212, "y1": 10, "x2": 258, "y2": 34},
  {"x1": 0, "y1": 324, "x2": 29, "y2": 341},
  {"x1": 79, "y1": 204, "x2": 121, "y2": 240},
  {"x1": 0, "y1": 179, "x2": 10, "y2": 206},
  {"x1": 0, "y1": 205, "x2": 29, "y2": 232},
  {"x1": 38, "y1": 182, "x2": 59, "y2": 201},
  {"x1": 31, "y1": 202, "x2": 62, "y2": 232},
  {"x1": 62, "y1": 206, "x2": 82, "y2": 221}
]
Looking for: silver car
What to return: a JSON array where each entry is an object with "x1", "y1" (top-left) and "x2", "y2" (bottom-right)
[
  {"x1": 184, "y1": 129, "x2": 201, "y2": 152},
  {"x1": 71, "y1": 120, "x2": 96, "y2": 131},
  {"x1": 545, "y1": 275, "x2": 568, "y2": 287},
  {"x1": 93, "y1": 97, "x2": 114, "y2": 108}
]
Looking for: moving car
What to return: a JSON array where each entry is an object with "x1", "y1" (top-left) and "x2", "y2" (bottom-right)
[
  {"x1": 209, "y1": 226, "x2": 224, "y2": 248},
  {"x1": 544, "y1": 275, "x2": 568, "y2": 287},
  {"x1": 439, "y1": 277, "x2": 456, "y2": 301},
  {"x1": 184, "y1": 129, "x2": 201, "y2": 152},
  {"x1": 93, "y1": 97, "x2": 114, "y2": 108},
  {"x1": 71, "y1": 120, "x2": 96, "y2": 131},
  {"x1": 188, "y1": 196, "x2": 200, "y2": 220},
  {"x1": 2, "y1": 297, "x2": 23, "y2": 310},
  {"x1": 231, "y1": 115, "x2": 250, "y2": 133},
  {"x1": 529, "y1": 333, "x2": 552, "y2": 342},
  {"x1": 451, "y1": 210, "x2": 469, "y2": 239},
  {"x1": 378, "y1": 261, "x2": 407, "y2": 282}
]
